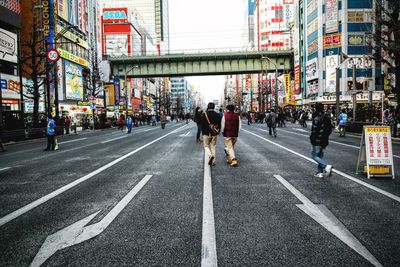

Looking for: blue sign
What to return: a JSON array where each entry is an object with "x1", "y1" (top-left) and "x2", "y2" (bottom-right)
[
  {"x1": 103, "y1": 11, "x2": 127, "y2": 20},
  {"x1": 113, "y1": 77, "x2": 120, "y2": 103}
]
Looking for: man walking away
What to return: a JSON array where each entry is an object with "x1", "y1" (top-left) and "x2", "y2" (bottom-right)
[
  {"x1": 44, "y1": 114, "x2": 57, "y2": 151},
  {"x1": 160, "y1": 111, "x2": 167, "y2": 129},
  {"x1": 266, "y1": 109, "x2": 277, "y2": 137},
  {"x1": 202, "y1": 102, "x2": 221, "y2": 166},
  {"x1": 310, "y1": 102, "x2": 334, "y2": 178},
  {"x1": 338, "y1": 109, "x2": 348, "y2": 137},
  {"x1": 65, "y1": 116, "x2": 71, "y2": 134},
  {"x1": 194, "y1": 107, "x2": 203, "y2": 143},
  {"x1": 126, "y1": 115, "x2": 133, "y2": 133},
  {"x1": 221, "y1": 104, "x2": 241, "y2": 167}
]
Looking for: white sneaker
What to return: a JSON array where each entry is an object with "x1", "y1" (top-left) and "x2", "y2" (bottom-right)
[
  {"x1": 224, "y1": 147, "x2": 229, "y2": 156},
  {"x1": 324, "y1": 165, "x2": 333, "y2": 177},
  {"x1": 314, "y1": 172, "x2": 324, "y2": 178}
]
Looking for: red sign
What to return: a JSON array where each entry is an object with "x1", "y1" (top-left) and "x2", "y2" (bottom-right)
[
  {"x1": 47, "y1": 49, "x2": 60, "y2": 62},
  {"x1": 324, "y1": 34, "x2": 341, "y2": 49},
  {"x1": 294, "y1": 65, "x2": 301, "y2": 94}
]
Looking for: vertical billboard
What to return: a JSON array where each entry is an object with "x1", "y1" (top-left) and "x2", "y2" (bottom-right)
[
  {"x1": 106, "y1": 35, "x2": 129, "y2": 56},
  {"x1": 113, "y1": 77, "x2": 120, "y2": 104},
  {"x1": 104, "y1": 84, "x2": 115, "y2": 106},
  {"x1": 43, "y1": 0, "x2": 56, "y2": 45},
  {"x1": 69, "y1": 0, "x2": 78, "y2": 26},
  {"x1": 65, "y1": 61, "x2": 83, "y2": 100},
  {"x1": 325, "y1": 55, "x2": 338, "y2": 93},
  {"x1": 325, "y1": 0, "x2": 338, "y2": 34},
  {"x1": 78, "y1": 0, "x2": 87, "y2": 33},
  {"x1": 57, "y1": 0, "x2": 69, "y2": 21}
]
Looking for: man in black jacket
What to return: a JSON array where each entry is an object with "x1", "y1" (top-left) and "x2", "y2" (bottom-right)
[
  {"x1": 310, "y1": 102, "x2": 334, "y2": 178},
  {"x1": 201, "y1": 102, "x2": 222, "y2": 166}
]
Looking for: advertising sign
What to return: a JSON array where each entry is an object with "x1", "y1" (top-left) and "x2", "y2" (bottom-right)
[
  {"x1": 325, "y1": 55, "x2": 338, "y2": 93},
  {"x1": 347, "y1": 57, "x2": 373, "y2": 69},
  {"x1": 0, "y1": 0, "x2": 21, "y2": 14},
  {"x1": 348, "y1": 11, "x2": 372, "y2": 23},
  {"x1": 307, "y1": 19, "x2": 318, "y2": 36},
  {"x1": 348, "y1": 35, "x2": 364, "y2": 46},
  {"x1": 283, "y1": 74, "x2": 291, "y2": 101},
  {"x1": 307, "y1": 80, "x2": 319, "y2": 96},
  {"x1": 357, "y1": 126, "x2": 395, "y2": 179},
  {"x1": 104, "y1": 84, "x2": 115, "y2": 106},
  {"x1": 307, "y1": 39, "x2": 318, "y2": 55},
  {"x1": 0, "y1": 28, "x2": 18, "y2": 63},
  {"x1": 325, "y1": 0, "x2": 338, "y2": 33},
  {"x1": 306, "y1": 58, "x2": 318, "y2": 81},
  {"x1": 292, "y1": 65, "x2": 300, "y2": 91},
  {"x1": 43, "y1": 0, "x2": 55, "y2": 46},
  {"x1": 114, "y1": 77, "x2": 120, "y2": 104},
  {"x1": 0, "y1": 73, "x2": 20, "y2": 99},
  {"x1": 323, "y1": 34, "x2": 341, "y2": 49},
  {"x1": 57, "y1": 48, "x2": 89, "y2": 67},
  {"x1": 78, "y1": 0, "x2": 87, "y2": 33},
  {"x1": 65, "y1": 61, "x2": 83, "y2": 101},
  {"x1": 57, "y1": 0, "x2": 69, "y2": 21},
  {"x1": 57, "y1": 59, "x2": 64, "y2": 101},
  {"x1": 106, "y1": 34, "x2": 129, "y2": 56},
  {"x1": 102, "y1": 8, "x2": 128, "y2": 23},
  {"x1": 69, "y1": 0, "x2": 78, "y2": 26}
]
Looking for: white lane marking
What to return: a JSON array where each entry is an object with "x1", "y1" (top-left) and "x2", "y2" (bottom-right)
[
  {"x1": 274, "y1": 175, "x2": 382, "y2": 267},
  {"x1": 201, "y1": 154, "x2": 218, "y2": 267},
  {"x1": 101, "y1": 135, "x2": 128, "y2": 144},
  {"x1": 58, "y1": 138, "x2": 87, "y2": 145},
  {"x1": 31, "y1": 175, "x2": 153, "y2": 267},
  {"x1": 295, "y1": 128, "x2": 308, "y2": 133},
  {"x1": 243, "y1": 129, "x2": 400, "y2": 204},
  {"x1": 0, "y1": 167, "x2": 11, "y2": 171},
  {"x1": 0, "y1": 125, "x2": 187, "y2": 227},
  {"x1": 277, "y1": 129, "x2": 400, "y2": 159},
  {"x1": 179, "y1": 131, "x2": 191, "y2": 137}
]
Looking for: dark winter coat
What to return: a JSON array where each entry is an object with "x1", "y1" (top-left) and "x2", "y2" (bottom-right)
[
  {"x1": 310, "y1": 112, "x2": 334, "y2": 147},
  {"x1": 201, "y1": 110, "x2": 221, "y2": 136},
  {"x1": 223, "y1": 111, "x2": 239, "y2": 137}
]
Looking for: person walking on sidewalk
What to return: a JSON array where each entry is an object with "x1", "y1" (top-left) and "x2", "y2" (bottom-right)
[
  {"x1": 44, "y1": 114, "x2": 57, "y2": 151},
  {"x1": 221, "y1": 104, "x2": 241, "y2": 167},
  {"x1": 65, "y1": 116, "x2": 71, "y2": 134},
  {"x1": 338, "y1": 109, "x2": 348, "y2": 137},
  {"x1": 160, "y1": 111, "x2": 167, "y2": 129},
  {"x1": 118, "y1": 114, "x2": 125, "y2": 131},
  {"x1": 194, "y1": 107, "x2": 203, "y2": 143},
  {"x1": 266, "y1": 109, "x2": 277, "y2": 137},
  {"x1": 310, "y1": 102, "x2": 334, "y2": 178},
  {"x1": 126, "y1": 115, "x2": 133, "y2": 133},
  {"x1": 201, "y1": 102, "x2": 221, "y2": 166}
]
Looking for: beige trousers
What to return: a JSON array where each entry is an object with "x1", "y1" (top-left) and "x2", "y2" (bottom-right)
[
  {"x1": 203, "y1": 135, "x2": 217, "y2": 161},
  {"x1": 224, "y1": 137, "x2": 237, "y2": 160}
]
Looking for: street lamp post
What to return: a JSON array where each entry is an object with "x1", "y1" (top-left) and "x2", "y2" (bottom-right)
[{"x1": 122, "y1": 65, "x2": 139, "y2": 116}]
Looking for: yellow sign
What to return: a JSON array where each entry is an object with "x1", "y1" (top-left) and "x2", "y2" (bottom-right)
[
  {"x1": 57, "y1": 48, "x2": 89, "y2": 67},
  {"x1": 282, "y1": 74, "x2": 291, "y2": 102},
  {"x1": 104, "y1": 84, "x2": 115, "y2": 106},
  {"x1": 56, "y1": 25, "x2": 89, "y2": 49}
]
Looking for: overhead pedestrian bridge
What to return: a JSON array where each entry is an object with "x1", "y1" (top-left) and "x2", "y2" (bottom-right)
[{"x1": 109, "y1": 50, "x2": 292, "y2": 78}]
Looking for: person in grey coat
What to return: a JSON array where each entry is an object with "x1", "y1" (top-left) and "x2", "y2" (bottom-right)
[{"x1": 266, "y1": 109, "x2": 277, "y2": 137}]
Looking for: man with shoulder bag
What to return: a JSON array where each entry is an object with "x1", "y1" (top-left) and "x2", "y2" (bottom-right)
[{"x1": 201, "y1": 102, "x2": 222, "y2": 166}]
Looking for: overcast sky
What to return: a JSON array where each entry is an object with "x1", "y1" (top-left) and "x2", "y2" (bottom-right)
[{"x1": 169, "y1": 0, "x2": 247, "y2": 105}]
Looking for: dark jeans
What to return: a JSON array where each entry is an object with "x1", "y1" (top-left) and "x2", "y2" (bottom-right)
[
  {"x1": 161, "y1": 123, "x2": 166, "y2": 129},
  {"x1": 46, "y1": 135, "x2": 56, "y2": 150},
  {"x1": 311, "y1": 145, "x2": 327, "y2": 173},
  {"x1": 196, "y1": 125, "x2": 201, "y2": 140}
]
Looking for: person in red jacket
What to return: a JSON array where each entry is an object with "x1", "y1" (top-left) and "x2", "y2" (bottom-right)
[{"x1": 221, "y1": 104, "x2": 241, "y2": 167}]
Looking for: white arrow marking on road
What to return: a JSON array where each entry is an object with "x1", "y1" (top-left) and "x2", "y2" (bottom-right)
[
  {"x1": 58, "y1": 138, "x2": 87, "y2": 145},
  {"x1": 101, "y1": 135, "x2": 128, "y2": 144},
  {"x1": 273, "y1": 175, "x2": 382, "y2": 267},
  {"x1": 243, "y1": 129, "x2": 400, "y2": 203},
  {"x1": 30, "y1": 174, "x2": 153, "y2": 267},
  {"x1": 0, "y1": 167, "x2": 11, "y2": 171}
]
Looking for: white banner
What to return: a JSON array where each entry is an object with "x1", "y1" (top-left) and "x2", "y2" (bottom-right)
[
  {"x1": 325, "y1": 55, "x2": 338, "y2": 93},
  {"x1": 0, "y1": 28, "x2": 18, "y2": 63},
  {"x1": 306, "y1": 58, "x2": 318, "y2": 81}
]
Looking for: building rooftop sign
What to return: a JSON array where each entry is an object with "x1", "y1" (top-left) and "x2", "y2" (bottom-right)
[{"x1": 103, "y1": 8, "x2": 128, "y2": 23}]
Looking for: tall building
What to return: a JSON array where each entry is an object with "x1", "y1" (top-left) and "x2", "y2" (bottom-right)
[
  {"x1": 170, "y1": 77, "x2": 188, "y2": 115},
  {"x1": 0, "y1": 0, "x2": 22, "y2": 126},
  {"x1": 100, "y1": 0, "x2": 170, "y2": 54},
  {"x1": 299, "y1": 0, "x2": 381, "y2": 111}
]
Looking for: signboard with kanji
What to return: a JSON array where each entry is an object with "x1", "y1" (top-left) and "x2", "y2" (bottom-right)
[{"x1": 356, "y1": 126, "x2": 395, "y2": 179}]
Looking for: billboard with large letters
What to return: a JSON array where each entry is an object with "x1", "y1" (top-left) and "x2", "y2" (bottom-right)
[{"x1": 65, "y1": 60, "x2": 83, "y2": 101}]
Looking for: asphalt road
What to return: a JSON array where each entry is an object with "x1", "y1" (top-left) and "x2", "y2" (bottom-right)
[{"x1": 0, "y1": 121, "x2": 399, "y2": 266}]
